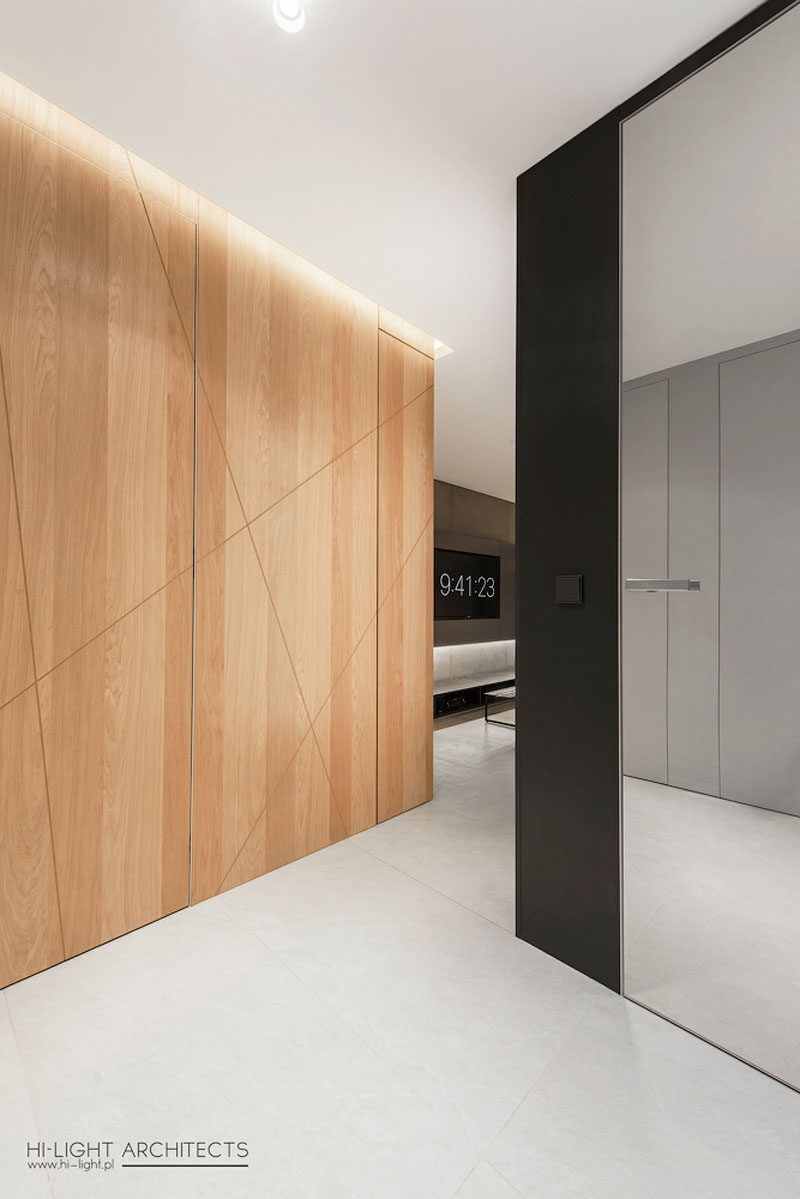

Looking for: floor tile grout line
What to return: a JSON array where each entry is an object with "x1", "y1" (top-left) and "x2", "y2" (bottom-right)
[
  {"x1": 219, "y1": 895, "x2": 480, "y2": 1159},
  {"x1": 0, "y1": 341, "x2": 67, "y2": 961},
  {"x1": 350, "y1": 840, "x2": 514, "y2": 936},
  {"x1": 2, "y1": 992, "x2": 58, "y2": 1199}
]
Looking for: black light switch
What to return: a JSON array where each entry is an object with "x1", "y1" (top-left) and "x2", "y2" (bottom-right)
[{"x1": 555, "y1": 574, "x2": 583, "y2": 605}]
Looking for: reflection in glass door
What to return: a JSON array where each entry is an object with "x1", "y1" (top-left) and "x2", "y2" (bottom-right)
[{"x1": 621, "y1": 1, "x2": 800, "y2": 1091}]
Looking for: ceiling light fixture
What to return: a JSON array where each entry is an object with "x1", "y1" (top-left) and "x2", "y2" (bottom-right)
[{"x1": 272, "y1": 0, "x2": 306, "y2": 33}]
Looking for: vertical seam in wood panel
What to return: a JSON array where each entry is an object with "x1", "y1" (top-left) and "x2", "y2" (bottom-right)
[
  {"x1": 717, "y1": 361, "x2": 722, "y2": 798},
  {"x1": 0, "y1": 342, "x2": 67, "y2": 958},
  {"x1": 126, "y1": 151, "x2": 247, "y2": 569},
  {"x1": 188, "y1": 222, "x2": 199, "y2": 905},
  {"x1": 375, "y1": 312, "x2": 380, "y2": 827}
]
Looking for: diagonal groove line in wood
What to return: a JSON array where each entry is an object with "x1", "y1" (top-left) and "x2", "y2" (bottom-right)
[
  {"x1": 378, "y1": 514, "x2": 433, "y2": 615},
  {"x1": 0, "y1": 340, "x2": 67, "y2": 960},
  {"x1": 126, "y1": 153, "x2": 249, "y2": 553},
  {"x1": 30, "y1": 566, "x2": 193, "y2": 690},
  {"x1": 244, "y1": 524, "x2": 351, "y2": 849},
  {"x1": 213, "y1": 726, "x2": 313, "y2": 896},
  {"x1": 0, "y1": 680, "x2": 38, "y2": 718},
  {"x1": 126, "y1": 150, "x2": 196, "y2": 355},
  {"x1": 238, "y1": 382, "x2": 431, "y2": 539},
  {"x1": 379, "y1": 326, "x2": 435, "y2": 361}
]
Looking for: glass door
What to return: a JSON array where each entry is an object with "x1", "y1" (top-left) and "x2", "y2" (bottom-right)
[{"x1": 621, "y1": 1, "x2": 800, "y2": 1090}]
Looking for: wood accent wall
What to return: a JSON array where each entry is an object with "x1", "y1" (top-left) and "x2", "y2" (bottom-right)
[
  {"x1": 377, "y1": 322, "x2": 435, "y2": 821},
  {"x1": 0, "y1": 95, "x2": 195, "y2": 986},
  {"x1": 189, "y1": 201, "x2": 381, "y2": 901},
  {"x1": 0, "y1": 73, "x2": 434, "y2": 987}
]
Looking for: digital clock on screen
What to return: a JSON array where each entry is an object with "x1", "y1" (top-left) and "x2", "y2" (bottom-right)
[{"x1": 434, "y1": 548, "x2": 501, "y2": 620}]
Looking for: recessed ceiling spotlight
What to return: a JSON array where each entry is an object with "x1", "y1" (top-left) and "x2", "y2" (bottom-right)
[{"x1": 273, "y1": 0, "x2": 306, "y2": 33}]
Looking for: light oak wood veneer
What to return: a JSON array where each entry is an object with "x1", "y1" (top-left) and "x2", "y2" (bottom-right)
[
  {"x1": 0, "y1": 688, "x2": 64, "y2": 988},
  {"x1": 192, "y1": 528, "x2": 312, "y2": 902},
  {"x1": 0, "y1": 69, "x2": 434, "y2": 983},
  {"x1": 38, "y1": 572, "x2": 193, "y2": 958},
  {"x1": 377, "y1": 331, "x2": 434, "y2": 821},
  {"x1": 378, "y1": 328, "x2": 435, "y2": 423},
  {"x1": 191, "y1": 202, "x2": 382, "y2": 898},
  {"x1": 378, "y1": 523, "x2": 434, "y2": 821},
  {"x1": 0, "y1": 353, "x2": 34, "y2": 709},
  {"x1": 0, "y1": 96, "x2": 196, "y2": 983},
  {"x1": 0, "y1": 112, "x2": 195, "y2": 677},
  {"x1": 198, "y1": 200, "x2": 378, "y2": 524}
]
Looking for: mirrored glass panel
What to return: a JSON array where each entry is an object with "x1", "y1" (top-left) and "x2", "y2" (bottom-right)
[{"x1": 621, "y1": 2, "x2": 800, "y2": 1090}]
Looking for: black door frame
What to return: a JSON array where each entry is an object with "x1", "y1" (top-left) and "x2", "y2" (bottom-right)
[{"x1": 515, "y1": 0, "x2": 799, "y2": 992}]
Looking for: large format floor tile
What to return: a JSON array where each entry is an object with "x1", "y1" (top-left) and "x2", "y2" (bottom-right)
[
  {"x1": 624, "y1": 776, "x2": 800, "y2": 1088},
  {"x1": 1, "y1": 719, "x2": 798, "y2": 1198}
]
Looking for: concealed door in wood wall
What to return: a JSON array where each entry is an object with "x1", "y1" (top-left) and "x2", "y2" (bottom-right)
[
  {"x1": 377, "y1": 320, "x2": 434, "y2": 821},
  {"x1": 191, "y1": 203, "x2": 379, "y2": 900},
  {"x1": 0, "y1": 111, "x2": 195, "y2": 979}
]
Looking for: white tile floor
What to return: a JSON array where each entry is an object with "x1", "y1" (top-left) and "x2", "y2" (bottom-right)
[
  {"x1": 624, "y1": 775, "x2": 800, "y2": 1091},
  {"x1": 1, "y1": 718, "x2": 798, "y2": 1197}
]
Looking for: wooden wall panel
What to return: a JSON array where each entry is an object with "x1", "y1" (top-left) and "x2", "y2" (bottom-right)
[
  {"x1": 191, "y1": 202, "x2": 381, "y2": 901},
  {"x1": 0, "y1": 71, "x2": 136, "y2": 188},
  {"x1": 0, "y1": 113, "x2": 195, "y2": 676},
  {"x1": 198, "y1": 203, "x2": 377, "y2": 522},
  {"x1": 192, "y1": 528, "x2": 313, "y2": 902},
  {"x1": 38, "y1": 574, "x2": 193, "y2": 958},
  {"x1": 0, "y1": 360, "x2": 34, "y2": 709},
  {"x1": 0, "y1": 93, "x2": 196, "y2": 985},
  {"x1": 378, "y1": 523, "x2": 434, "y2": 821},
  {"x1": 378, "y1": 330, "x2": 434, "y2": 423},
  {"x1": 379, "y1": 307, "x2": 436, "y2": 359},
  {"x1": 377, "y1": 328, "x2": 434, "y2": 822},
  {"x1": 378, "y1": 382, "x2": 434, "y2": 603},
  {"x1": 0, "y1": 70, "x2": 436, "y2": 983},
  {"x1": 0, "y1": 688, "x2": 64, "y2": 988}
]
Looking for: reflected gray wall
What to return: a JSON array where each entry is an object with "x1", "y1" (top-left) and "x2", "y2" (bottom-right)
[
  {"x1": 623, "y1": 328, "x2": 800, "y2": 816},
  {"x1": 720, "y1": 338, "x2": 800, "y2": 816},
  {"x1": 621, "y1": 381, "x2": 668, "y2": 783},
  {"x1": 622, "y1": 2, "x2": 800, "y2": 380}
]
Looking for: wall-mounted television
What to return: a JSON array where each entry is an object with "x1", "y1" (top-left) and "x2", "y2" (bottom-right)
[{"x1": 434, "y1": 547, "x2": 501, "y2": 621}]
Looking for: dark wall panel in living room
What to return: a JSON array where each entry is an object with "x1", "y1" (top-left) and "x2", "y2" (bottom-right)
[{"x1": 434, "y1": 480, "x2": 515, "y2": 647}]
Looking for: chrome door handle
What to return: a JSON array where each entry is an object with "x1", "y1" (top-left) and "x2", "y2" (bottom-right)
[{"x1": 625, "y1": 578, "x2": 700, "y2": 592}]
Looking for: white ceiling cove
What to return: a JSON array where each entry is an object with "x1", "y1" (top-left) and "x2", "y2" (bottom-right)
[{"x1": 0, "y1": 0, "x2": 756, "y2": 501}]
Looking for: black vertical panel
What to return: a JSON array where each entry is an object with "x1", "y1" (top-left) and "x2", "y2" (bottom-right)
[
  {"x1": 514, "y1": 0, "x2": 797, "y2": 994},
  {"x1": 516, "y1": 113, "x2": 621, "y2": 991}
]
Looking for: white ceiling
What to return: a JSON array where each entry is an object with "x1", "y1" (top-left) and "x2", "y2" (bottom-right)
[{"x1": 0, "y1": 0, "x2": 757, "y2": 501}]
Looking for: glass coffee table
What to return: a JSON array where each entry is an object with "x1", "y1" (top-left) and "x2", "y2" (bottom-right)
[{"x1": 484, "y1": 686, "x2": 516, "y2": 728}]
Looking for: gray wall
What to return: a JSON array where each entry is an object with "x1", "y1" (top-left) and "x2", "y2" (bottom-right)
[
  {"x1": 623, "y1": 327, "x2": 800, "y2": 816},
  {"x1": 434, "y1": 480, "x2": 515, "y2": 647},
  {"x1": 622, "y1": 2, "x2": 800, "y2": 380}
]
